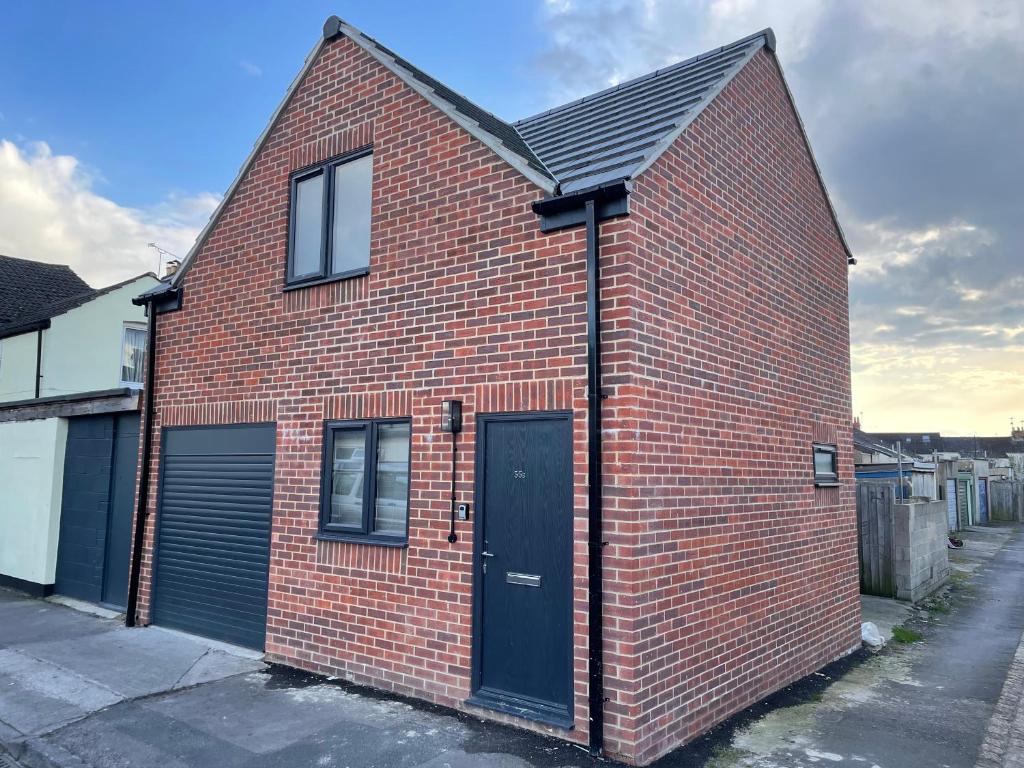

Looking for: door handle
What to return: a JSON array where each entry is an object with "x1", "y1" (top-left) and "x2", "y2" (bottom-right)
[{"x1": 481, "y1": 551, "x2": 495, "y2": 558}]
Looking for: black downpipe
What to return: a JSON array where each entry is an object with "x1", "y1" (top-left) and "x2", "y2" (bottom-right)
[
  {"x1": 447, "y1": 429, "x2": 459, "y2": 543},
  {"x1": 34, "y1": 329, "x2": 43, "y2": 398},
  {"x1": 124, "y1": 302, "x2": 158, "y2": 627},
  {"x1": 584, "y1": 199, "x2": 606, "y2": 756}
]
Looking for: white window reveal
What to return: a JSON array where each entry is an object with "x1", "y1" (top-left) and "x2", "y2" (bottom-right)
[{"x1": 120, "y1": 325, "x2": 146, "y2": 388}]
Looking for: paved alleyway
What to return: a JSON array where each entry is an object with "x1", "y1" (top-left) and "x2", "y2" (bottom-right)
[
  {"x1": 684, "y1": 525, "x2": 1024, "y2": 768},
  {"x1": 2, "y1": 526, "x2": 1024, "y2": 767}
]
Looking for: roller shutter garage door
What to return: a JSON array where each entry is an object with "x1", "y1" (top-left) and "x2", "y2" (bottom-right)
[{"x1": 153, "y1": 424, "x2": 275, "y2": 649}]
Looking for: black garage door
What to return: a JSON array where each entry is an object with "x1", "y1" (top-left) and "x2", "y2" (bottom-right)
[
  {"x1": 153, "y1": 423, "x2": 275, "y2": 649},
  {"x1": 55, "y1": 413, "x2": 140, "y2": 609}
]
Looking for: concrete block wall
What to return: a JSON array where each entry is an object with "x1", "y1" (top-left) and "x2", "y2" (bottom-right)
[{"x1": 892, "y1": 500, "x2": 949, "y2": 602}]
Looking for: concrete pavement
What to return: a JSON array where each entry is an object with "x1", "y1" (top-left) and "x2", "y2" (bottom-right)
[
  {"x1": 702, "y1": 524, "x2": 1024, "y2": 768},
  {"x1": 0, "y1": 589, "x2": 263, "y2": 766},
  {"x1": 3, "y1": 525, "x2": 1024, "y2": 767}
]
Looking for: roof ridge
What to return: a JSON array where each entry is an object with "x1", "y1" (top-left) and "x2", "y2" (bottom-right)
[
  {"x1": 514, "y1": 28, "x2": 773, "y2": 127},
  {"x1": 0, "y1": 253, "x2": 79, "y2": 271}
]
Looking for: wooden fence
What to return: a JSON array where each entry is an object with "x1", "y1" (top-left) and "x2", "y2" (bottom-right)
[
  {"x1": 857, "y1": 482, "x2": 895, "y2": 598},
  {"x1": 990, "y1": 481, "x2": 1024, "y2": 522}
]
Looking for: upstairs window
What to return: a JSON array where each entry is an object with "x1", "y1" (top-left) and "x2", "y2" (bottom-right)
[
  {"x1": 120, "y1": 324, "x2": 146, "y2": 388},
  {"x1": 287, "y1": 149, "x2": 372, "y2": 286},
  {"x1": 813, "y1": 443, "x2": 839, "y2": 486}
]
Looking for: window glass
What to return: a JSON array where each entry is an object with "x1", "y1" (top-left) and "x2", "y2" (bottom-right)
[
  {"x1": 330, "y1": 428, "x2": 366, "y2": 528},
  {"x1": 373, "y1": 422, "x2": 410, "y2": 536},
  {"x1": 120, "y1": 327, "x2": 146, "y2": 385},
  {"x1": 292, "y1": 172, "x2": 324, "y2": 279},
  {"x1": 331, "y1": 153, "x2": 372, "y2": 275},
  {"x1": 814, "y1": 449, "x2": 835, "y2": 477}
]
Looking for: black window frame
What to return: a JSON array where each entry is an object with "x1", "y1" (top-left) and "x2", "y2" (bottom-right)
[
  {"x1": 813, "y1": 442, "x2": 839, "y2": 487},
  {"x1": 319, "y1": 417, "x2": 411, "y2": 546},
  {"x1": 286, "y1": 146, "x2": 372, "y2": 289}
]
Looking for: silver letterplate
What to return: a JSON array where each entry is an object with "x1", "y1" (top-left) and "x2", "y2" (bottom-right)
[{"x1": 506, "y1": 572, "x2": 542, "y2": 587}]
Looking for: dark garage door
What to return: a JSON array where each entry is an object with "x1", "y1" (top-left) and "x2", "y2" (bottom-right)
[
  {"x1": 153, "y1": 423, "x2": 275, "y2": 649},
  {"x1": 56, "y1": 412, "x2": 140, "y2": 609}
]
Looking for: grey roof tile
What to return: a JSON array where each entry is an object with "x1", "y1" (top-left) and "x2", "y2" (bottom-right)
[
  {"x1": 515, "y1": 31, "x2": 768, "y2": 193},
  {"x1": 0, "y1": 270, "x2": 155, "y2": 340},
  {"x1": 0, "y1": 255, "x2": 92, "y2": 330}
]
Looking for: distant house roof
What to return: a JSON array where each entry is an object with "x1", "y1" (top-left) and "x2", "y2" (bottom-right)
[
  {"x1": 0, "y1": 255, "x2": 92, "y2": 330},
  {"x1": 0, "y1": 271, "x2": 157, "y2": 341},
  {"x1": 166, "y1": 18, "x2": 852, "y2": 289},
  {"x1": 863, "y1": 432, "x2": 1024, "y2": 460}
]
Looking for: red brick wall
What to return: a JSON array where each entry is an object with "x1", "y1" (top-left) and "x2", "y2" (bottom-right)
[
  {"x1": 612, "y1": 49, "x2": 860, "y2": 764},
  {"x1": 129, "y1": 32, "x2": 643, "y2": 748}
]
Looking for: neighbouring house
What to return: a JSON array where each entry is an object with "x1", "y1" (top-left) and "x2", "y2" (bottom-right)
[
  {"x1": 863, "y1": 430, "x2": 1024, "y2": 529},
  {"x1": 854, "y1": 429, "x2": 936, "y2": 500},
  {"x1": 128, "y1": 19, "x2": 858, "y2": 765},
  {"x1": 0, "y1": 254, "x2": 159, "y2": 608},
  {"x1": 864, "y1": 430, "x2": 1024, "y2": 464}
]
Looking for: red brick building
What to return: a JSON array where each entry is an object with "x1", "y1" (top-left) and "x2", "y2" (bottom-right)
[{"x1": 128, "y1": 17, "x2": 860, "y2": 765}]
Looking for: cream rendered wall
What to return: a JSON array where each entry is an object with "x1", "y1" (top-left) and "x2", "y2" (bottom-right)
[
  {"x1": 0, "y1": 418, "x2": 67, "y2": 584},
  {"x1": 0, "y1": 332, "x2": 40, "y2": 402},
  {"x1": 39, "y1": 276, "x2": 157, "y2": 398}
]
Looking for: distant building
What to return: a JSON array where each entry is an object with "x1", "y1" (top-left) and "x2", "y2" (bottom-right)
[
  {"x1": 862, "y1": 431, "x2": 1024, "y2": 461},
  {"x1": 0, "y1": 254, "x2": 159, "y2": 607}
]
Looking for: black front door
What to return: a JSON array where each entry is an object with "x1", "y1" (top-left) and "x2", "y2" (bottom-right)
[{"x1": 471, "y1": 412, "x2": 574, "y2": 727}]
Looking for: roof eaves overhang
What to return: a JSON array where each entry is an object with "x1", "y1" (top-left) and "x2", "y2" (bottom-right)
[
  {"x1": 133, "y1": 282, "x2": 182, "y2": 314},
  {"x1": 328, "y1": 17, "x2": 558, "y2": 197},
  {"x1": 0, "y1": 318, "x2": 50, "y2": 342},
  {"x1": 532, "y1": 179, "x2": 631, "y2": 233}
]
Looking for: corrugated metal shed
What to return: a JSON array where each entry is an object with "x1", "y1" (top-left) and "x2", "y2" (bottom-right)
[{"x1": 515, "y1": 31, "x2": 771, "y2": 193}]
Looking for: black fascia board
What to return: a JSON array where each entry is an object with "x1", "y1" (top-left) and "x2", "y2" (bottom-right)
[{"x1": 532, "y1": 180, "x2": 631, "y2": 233}]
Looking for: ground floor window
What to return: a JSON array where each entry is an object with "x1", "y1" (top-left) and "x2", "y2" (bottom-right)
[
  {"x1": 813, "y1": 442, "x2": 839, "y2": 486},
  {"x1": 320, "y1": 418, "x2": 410, "y2": 544}
]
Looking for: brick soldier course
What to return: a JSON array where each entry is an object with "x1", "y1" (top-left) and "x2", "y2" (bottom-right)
[{"x1": 128, "y1": 16, "x2": 860, "y2": 766}]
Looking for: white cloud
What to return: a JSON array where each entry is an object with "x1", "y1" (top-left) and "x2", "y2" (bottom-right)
[
  {"x1": 239, "y1": 60, "x2": 263, "y2": 77},
  {"x1": 0, "y1": 139, "x2": 218, "y2": 287},
  {"x1": 846, "y1": 217, "x2": 992, "y2": 282}
]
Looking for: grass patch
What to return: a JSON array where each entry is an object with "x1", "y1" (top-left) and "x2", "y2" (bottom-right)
[
  {"x1": 892, "y1": 626, "x2": 924, "y2": 644},
  {"x1": 928, "y1": 602, "x2": 952, "y2": 615},
  {"x1": 949, "y1": 570, "x2": 972, "y2": 586}
]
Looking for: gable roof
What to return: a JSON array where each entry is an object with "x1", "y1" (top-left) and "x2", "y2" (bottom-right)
[
  {"x1": 0, "y1": 255, "x2": 92, "y2": 329},
  {"x1": 0, "y1": 272, "x2": 157, "y2": 341},
  {"x1": 166, "y1": 19, "x2": 851, "y2": 290},
  {"x1": 516, "y1": 30, "x2": 771, "y2": 194}
]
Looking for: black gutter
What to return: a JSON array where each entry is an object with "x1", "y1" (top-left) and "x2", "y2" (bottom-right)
[
  {"x1": 125, "y1": 285, "x2": 178, "y2": 627},
  {"x1": 532, "y1": 180, "x2": 628, "y2": 757},
  {"x1": 0, "y1": 317, "x2": 50, "y2": 342},
  {"x1": 34, "y1": 329, "x2": 43, "y2": 399}
]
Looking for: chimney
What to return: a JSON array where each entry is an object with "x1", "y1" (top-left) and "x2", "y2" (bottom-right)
[{"x1": 163, "y1": 259, "x2": 181, "y2": 278}]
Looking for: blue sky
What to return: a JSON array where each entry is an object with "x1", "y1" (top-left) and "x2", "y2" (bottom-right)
[
  {"x1": 0, "y1": 1, "x2": 1021, "y2": 434},
  {"x1": 0, "y1": 2, "x2": 560, "y2": 208}
]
